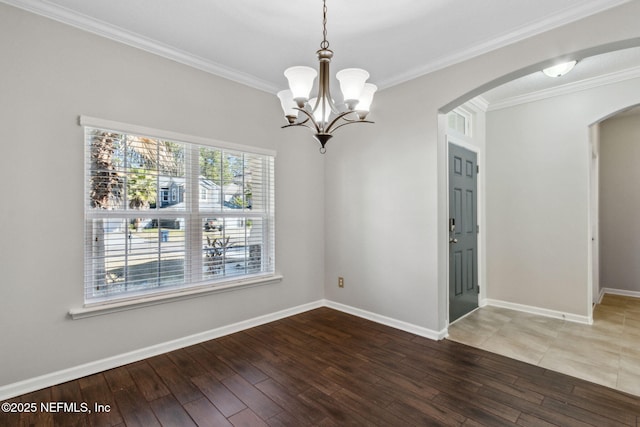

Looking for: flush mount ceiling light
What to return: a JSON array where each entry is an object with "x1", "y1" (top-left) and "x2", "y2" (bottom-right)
[
  {"x1": 277, "y1": 0, "x2": 377, "y2": 153},
  {"x1": 542, "y1": 60, "x2": 577, "y2": 77}
]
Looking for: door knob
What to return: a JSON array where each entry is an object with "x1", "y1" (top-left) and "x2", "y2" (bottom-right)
[{"x1": 449, "y1": 238, "x2": 458, "y2": 244}]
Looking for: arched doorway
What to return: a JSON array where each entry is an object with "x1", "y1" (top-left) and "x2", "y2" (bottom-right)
[
  {"x1": 591, "y1": 104, "x2": 640, "y2": 303},
  {"x1": 438, "y1": 40, "x2": 640, "y2": 327}
]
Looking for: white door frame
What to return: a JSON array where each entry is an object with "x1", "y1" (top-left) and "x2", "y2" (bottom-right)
[
  {"x1": 438, "y1": 102, "x2": 486, "y2": 331},
  {"x1": 588, "y1": 123, "x2": 600, "y2": 310}
]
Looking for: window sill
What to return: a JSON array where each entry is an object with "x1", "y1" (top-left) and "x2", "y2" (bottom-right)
[{"x1": 69, "y1": 274, "x2": 283, "y2": 320}]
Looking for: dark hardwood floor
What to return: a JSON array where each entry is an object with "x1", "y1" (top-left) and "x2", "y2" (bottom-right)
[{"x1": 2, "y1": 307, "x2": 640, "y2": 426}]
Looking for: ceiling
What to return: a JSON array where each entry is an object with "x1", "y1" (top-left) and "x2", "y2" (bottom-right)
[
  {"x1": 4, "y1": 0, "x2": 639, "y2": 106},
  {"x1": 482, "y1": 45, "x2": 640, "y2": 109}
]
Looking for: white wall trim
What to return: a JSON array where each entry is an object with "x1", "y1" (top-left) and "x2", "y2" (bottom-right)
[
  {"x1": 324, "y1": 300, "x2": 447, "y2": 341},
  {"x1": 600, "y1": 287, "x2": 640, "y2": 299},
  {"x1": 468, "y1": 96, "x2": 490, "y2": 113},
  {"x1": 5, "y1": 291, "x2": 629, "y2": 400},
  {"x1": 5, "y1": 291, "x2": 615, "y2": 401},
  {"x1": 598, "y1": 287, "x2": 607, "y2": 303},
  {"x1": 0, "y1": 0, "x2": 278, "y2": 94},
  {"x1": 70, "y1": 275, "x2": 284, "y2": 320},
  {"x1": 376, "y1": 0, "x2": 631, "y2": 89},
  {"x1": 484, "y1": 298, "x2": 592, "y2": 325},
  {"x1": 1, "y1": 0, "x2": 631, "y2": 93},
  {"x1": 1, "y1": 299, "x2": 447, "y2": 401},
  {"x1": 0, "y1": 300, "x2": 324, "y2": 401}
]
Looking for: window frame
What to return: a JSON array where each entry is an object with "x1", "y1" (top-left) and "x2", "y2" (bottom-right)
[
  {"x1": 78, "y1": 116, "x2": 277, "y2": 314},
  {"x1": 447, "y1": 107, "x2": 473, "y2": 137}
]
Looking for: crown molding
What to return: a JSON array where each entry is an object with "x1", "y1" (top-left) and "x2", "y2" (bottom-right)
[
  {"x1": 487, "y1": 65, "x2": 640, "y2": 111},
  {"x1": 0, "y1": 0, "x2": 280, "y2": 93},
  {"x1": 1, "y1": 0, "x2": 631, "y2": 93},
  {"x1": 376, "y1": 0, "x2": 631, "y2": 90},
  {"x1": 467, "y1": 96, "x2": 490, "y2": 113}
]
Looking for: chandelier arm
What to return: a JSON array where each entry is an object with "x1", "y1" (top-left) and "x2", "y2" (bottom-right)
[
  {"x1": 292, "y1": 108, "x2": 313, "y2": 126},
  {"x1": 281, "y1": 120, "x2": 312, "y2": 129},
  {"x1": 281, "y1": 123, "x2": 315, "y2": 133},
  {"x1": 309, "y1": 97, "x2": 320, "y2": 112},
  {"x1": 336, "y1": 115, "x2": 365, "y2": 123},
  {"x1": 313, "y1": 52, "x2": 341, "y2": 118},
  {"x1": 324, "y1": 110, "x2": 364, "y2": 133},
  {"x1": 308, "y1": 92, "x2": 340, "y2": 120},
  {"x1": 334, "y1": 116, "x2": 374, "y2": 125},
  {"x1": 329, "y1": 119, "x2": 374, "y2": 134},
  {"x1": 294, "y1": 107, "x2": 322, "y2": 134},
  {"x1": 317, "y1": 65, "x2": 340, "y2": 116},
  {"x1": 324, "y1": 111, "x2": 352, "y2": 133}
]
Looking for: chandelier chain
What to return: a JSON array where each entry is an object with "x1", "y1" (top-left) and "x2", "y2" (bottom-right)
[{"x1": 320, "y1": 0, "x2": 329, "y2": 50}]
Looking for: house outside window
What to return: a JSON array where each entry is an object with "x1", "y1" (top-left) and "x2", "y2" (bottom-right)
[{"x1": 83, "y1": 118, "x2": 275, "y2": 305}]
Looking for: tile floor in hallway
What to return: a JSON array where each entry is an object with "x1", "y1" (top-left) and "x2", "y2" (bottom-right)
[{"x1": 447, "y1": 293, "x2": 640, "y2": 397}]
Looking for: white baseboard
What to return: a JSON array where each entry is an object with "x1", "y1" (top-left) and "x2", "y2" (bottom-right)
[
  {"x1": 324, "y1": 300, "x2": 447, "y2": 341},
  {"x1": 1, "y1": 299, "x2": 447, "y2": 401},
  {"x1": 0, "y1": 300, "x2": 324, "y2": 401},
  {"x1": 600, "y1": 287, "x2": 640, "y2": 300},
  {"x1": 484, "y1": 298, "x2": 592, "y2": 325},
  {"x1": 4, "y1": 294, "x2": 610, "y2": 401}
]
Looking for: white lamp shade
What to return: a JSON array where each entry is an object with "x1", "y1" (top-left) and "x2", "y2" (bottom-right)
[
  {"x1": 336, "y1": 68, "x2": 369, "y2": 103},
  {"x1": 309, "y1": 97, "x2": 332, "y2": 124},
  {"x1": 356, "y1": 83, "x2": 377, "y2": 112},
  {"x1": 284, "y1": 66, "x2": 317, "y2": 100},
  {"x1": 542, "y1": 61, "x2": 577, "y2": 77},
  {"x1": 277, "y1": 90, "x2": 298, "y2": 118}
]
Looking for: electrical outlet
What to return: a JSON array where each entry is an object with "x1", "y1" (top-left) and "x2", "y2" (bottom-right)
[{"x1": 338, "y1": 277, "x2": 344, "y2": 288}]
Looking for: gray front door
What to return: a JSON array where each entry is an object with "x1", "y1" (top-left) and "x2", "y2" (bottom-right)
[{"x1": 449, "y1": 143, "x2": 478, "y2": 322}]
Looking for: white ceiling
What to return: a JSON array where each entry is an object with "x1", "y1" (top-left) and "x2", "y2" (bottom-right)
[{"x1": 3, "y1": 0, "x2": 639, "y2": 106}]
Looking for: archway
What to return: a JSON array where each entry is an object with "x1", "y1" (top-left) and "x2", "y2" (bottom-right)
[
  {"x1": 438, "y1": 39, "x2": 640, "y2": 329},
  {"x1": 590, "y1": 104, "x2": 640, "y2": 305}
]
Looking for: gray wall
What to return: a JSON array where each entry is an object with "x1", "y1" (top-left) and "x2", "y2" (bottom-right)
[
  {"x1": 485, "y1": 79, "x2": 640, "y2": 316},
  {"x1": 324, "y1": 1, "x2": 640, "y2": 331},
  {"x1": 600, "y1": 111, "x2": 640, "y2": 293},
  {"x1": 2, "y1": 0, "x2": 640, "y2": 392},
  {"x1": 0, "y1": 3, "x2": 325, "y2": 389}
]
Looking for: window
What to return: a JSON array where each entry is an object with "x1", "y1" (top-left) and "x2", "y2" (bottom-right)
[
  {"x1": 83, "y1": 117, "x2": 275, "y2": 305},
  {"x1": 447, "y1": 108, "x2": 472, "y2": 136}
]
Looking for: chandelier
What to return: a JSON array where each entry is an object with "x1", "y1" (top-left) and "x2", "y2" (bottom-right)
[{"x1": 277, "y1": 0, "x2": 377, "y2": 153}]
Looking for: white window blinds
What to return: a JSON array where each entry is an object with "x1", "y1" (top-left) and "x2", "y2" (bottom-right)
[{"x1": 83, "y1": 117, "x2": 275, "y2": 305}]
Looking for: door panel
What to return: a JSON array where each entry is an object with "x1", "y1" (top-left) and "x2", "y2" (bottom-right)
[{"x1": 449, "y1": 143, "x2": 478, "y2": 322}]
